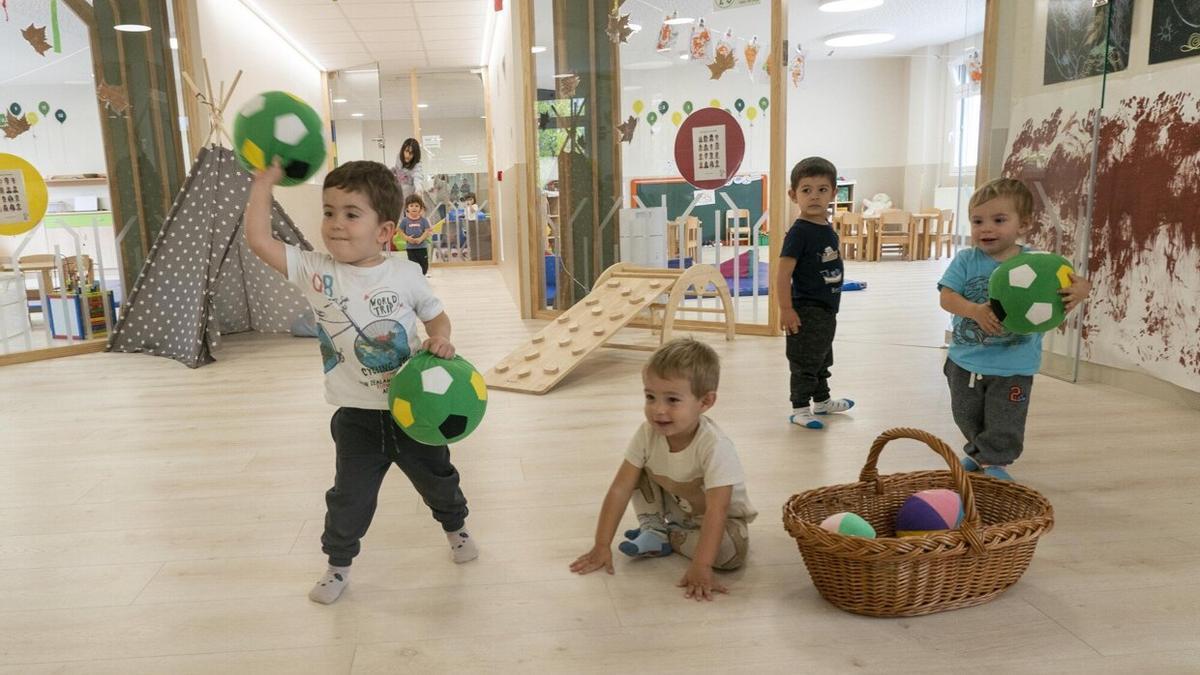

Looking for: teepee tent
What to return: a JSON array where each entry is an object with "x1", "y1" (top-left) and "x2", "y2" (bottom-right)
[{"x1": 106, "y1": 144, "x2": 313, "y2": 367}]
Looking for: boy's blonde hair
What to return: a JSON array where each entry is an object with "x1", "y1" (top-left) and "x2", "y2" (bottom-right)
[
  {"x1": 645, "y1": 338, "x2": 720, "y2": 398},
  {"x1": 969, "y1": 178, "x2": 1034, "y2": 222}
]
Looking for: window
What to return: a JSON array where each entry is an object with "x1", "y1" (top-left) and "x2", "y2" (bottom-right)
[{"x1": 953, "y1": 93, "x2": 981, "y2": 170}]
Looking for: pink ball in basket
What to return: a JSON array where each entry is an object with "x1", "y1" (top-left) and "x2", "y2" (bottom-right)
[
  {"x1": 895, "y1": 489, "x2": 964, "y2": 537},
  {"x1": 819, "y1": 512, "x2": 876, "y2": 538}
]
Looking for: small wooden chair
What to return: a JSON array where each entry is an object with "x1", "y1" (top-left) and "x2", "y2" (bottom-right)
[
  {"x1": 667, "y1": 216, "x2": 700, "y2": 262},
  {"x1": 929, "y1": 209, "x2": 955, "y2": 259},
  {"x1": 836, "y1": 212, "x2": 869, "y2": 261},
  {"x1": 874, "y1": 209, "x2": 914, "y2": 260},
  {"x1": 725, "y1": 209, "x2": 752, "y2": 247}
]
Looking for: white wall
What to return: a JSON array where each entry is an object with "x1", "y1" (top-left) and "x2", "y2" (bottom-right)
[
  {"x1": 2, "y1": 85, "x2": 106, "y2": 178},
  {"x1": 486, "y1": 2, "x2": 529, "y2": 313},
  {"x1": 194, "y1": 0, "x2": 327, "y2": 248}
]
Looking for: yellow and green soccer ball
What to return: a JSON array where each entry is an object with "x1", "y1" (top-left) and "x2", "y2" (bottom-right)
[
  {"x1": 988, "y1": 252, "x2": 1074, "y2": 334},
  {"x1": 388, "y1": 352, "x2": 487, "y2": 446},
  {"x1": 233, "y1": 91, "x2": 326, "y2": 186}
]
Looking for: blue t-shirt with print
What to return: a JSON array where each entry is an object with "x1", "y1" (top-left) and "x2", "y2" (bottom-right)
[
  {"x1": 401, "y1": 217, "x2": 431, "y2": 249},
  {"x1": 938, "y1": 247, "x2": 1042, "y2": 376}
]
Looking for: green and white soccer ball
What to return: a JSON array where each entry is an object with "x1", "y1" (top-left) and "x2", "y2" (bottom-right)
[
  {"x1": 988, "y1": 251, "x2": 1074, "y2": 334},
  {"x1": 388, "y1": 352, "x2": 488, "y2": 446},
  {"x1": 232, "y1": 91, "x2": 326, "y2": 186}
]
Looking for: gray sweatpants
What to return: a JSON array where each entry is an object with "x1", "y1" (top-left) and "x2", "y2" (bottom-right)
[
  {"x1": 944, "y1": 359, "x2": 1033, "y2": 466},
  {"x1": 631, "y1": 471, "x2": 749, "y2": 571}
]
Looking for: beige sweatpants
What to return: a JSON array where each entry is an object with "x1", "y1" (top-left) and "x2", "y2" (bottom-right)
[{"x1": 631, "y1": 470, "x2": 749, "y2": 570}]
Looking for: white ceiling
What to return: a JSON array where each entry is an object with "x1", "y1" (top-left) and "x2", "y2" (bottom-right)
[
  {"x1": 251, "y1": 0, "x2": 492, "y2": 73},
  {"x1": 0, "y1": 0, "x2": 95, "y2": 86},
  {"x1": 330, "y1": 69, "x2": 485, "y2": 122}
]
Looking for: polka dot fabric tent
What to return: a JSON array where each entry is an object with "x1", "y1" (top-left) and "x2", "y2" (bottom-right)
[{"x1": 107, "y1": 146, "x2": 313, "y2": 368}]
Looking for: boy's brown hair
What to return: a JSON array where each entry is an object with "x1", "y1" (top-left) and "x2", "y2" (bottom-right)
[
  {"x1": 969, "y1": 177, "x2": 1034, "y2": 222},
  {"x1": 403, "y1": 193, "x2": 425, "y2": 211},
  {"x1": 645, "y1": 338, "x2": 720, "y2": 398},
  {"x1": 789, "y1": 156, "x2": 837, "y2": 191},
  {"x1": 323, "y1": 161, "x2": 401, "y2": 224}
]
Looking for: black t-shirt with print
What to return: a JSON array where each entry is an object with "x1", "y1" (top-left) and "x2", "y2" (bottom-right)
[{"x1": 780, "y1": 218, "x2": 843, "y2": 312}]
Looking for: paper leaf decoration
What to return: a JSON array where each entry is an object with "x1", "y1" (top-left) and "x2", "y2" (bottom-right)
[
  {"x1": 97, "y1": 81, "x2": 130, "y2": 115},
  {"x1": 606, "y1": 12, "x2": 633, "y2": 44},
  {"x1": 556, "y1": 74, "x2": 580, "y2": 98},
  {"x1": 22, "y1": 24, "x2": 52, "y2": 56},
  {"x1": 707, "y1": 51, "x2": 736, "y2": 80},
  {"x1": 616, "y1": 115, "x2": 638, "y2": 143},
  {"x1": 3, "y1": 111, "x2": 31, "y2": 139}
]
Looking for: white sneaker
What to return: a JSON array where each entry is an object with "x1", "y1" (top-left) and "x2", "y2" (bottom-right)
[
  {"x1": 789, "y1": 408, "x2": 824, "y2": 429},
  {"x1": 813, "y1": 398, "x2": 854, "y2": 415}
]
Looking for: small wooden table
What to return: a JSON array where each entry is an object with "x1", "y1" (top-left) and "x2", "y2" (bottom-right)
[{"x1": 910, "y1": 211, "x2": 941, "y2": 260}]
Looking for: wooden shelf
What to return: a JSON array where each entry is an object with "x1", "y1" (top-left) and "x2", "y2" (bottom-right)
[{"x1": 46, "y1": 177, "x2": 108, "y2": 186}]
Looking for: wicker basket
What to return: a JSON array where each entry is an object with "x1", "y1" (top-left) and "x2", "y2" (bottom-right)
[{"x1": 782, "y1": 427, "x2": 1054, "y2": 617}]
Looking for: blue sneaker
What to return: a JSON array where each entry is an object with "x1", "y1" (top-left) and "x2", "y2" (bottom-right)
[
  {"x1": 960, "y1": 455, "x2": 982, "y2": 472},
  {"x1": 982, "y1": 465, "x2": 1014, "y2": 481},
  {"x1": 623, "y1": 528, "x2": 641, "y2": 540}
]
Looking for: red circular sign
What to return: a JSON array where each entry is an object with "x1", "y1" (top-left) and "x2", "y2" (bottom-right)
[{"x1": 673, "y1": 107, "x2": 746, "y2": 190}]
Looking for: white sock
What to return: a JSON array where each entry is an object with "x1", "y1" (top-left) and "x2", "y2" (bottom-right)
[
  {"x1": 308, "y1": 565, "x2": 350, "y2": 605},
  {"x1": 812, "y1": 398, "x2": 854, "y2": 414},
  {"x1": 447, "y1": 528, "x2": 478, "y2": 563},
  {"x1": 789, "y1": 407, "x2": 824, "y2": 429}
]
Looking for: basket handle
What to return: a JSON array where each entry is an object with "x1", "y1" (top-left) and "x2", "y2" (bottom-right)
[{"x1": 858, "y1": 427, "x2": 986, "y2": 551}]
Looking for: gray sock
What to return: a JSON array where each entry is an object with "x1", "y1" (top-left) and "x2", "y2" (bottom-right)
[{"x1": 308, "y1": 565, "x2": 350, "y2": 604}]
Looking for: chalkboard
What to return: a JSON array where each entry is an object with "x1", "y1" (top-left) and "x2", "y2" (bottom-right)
[{"x1": 632, "y1": 175, "x2": 767, "y2": 244}]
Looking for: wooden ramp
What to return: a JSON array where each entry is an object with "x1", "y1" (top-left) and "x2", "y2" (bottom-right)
[{"x1": 485, "y1": 263, "x2": 735, "y2": 395}]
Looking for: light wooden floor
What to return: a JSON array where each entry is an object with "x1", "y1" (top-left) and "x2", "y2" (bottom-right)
[{"x1": 2, "y1": 261, "x2": 1199, "y2": 673}]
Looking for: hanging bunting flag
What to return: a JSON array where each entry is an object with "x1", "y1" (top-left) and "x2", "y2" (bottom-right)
[{"x1": 715, "y1": 28, "x2": 736, "y2": 65}]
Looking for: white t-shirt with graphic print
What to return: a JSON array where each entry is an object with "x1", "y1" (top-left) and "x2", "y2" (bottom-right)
[
  {"x1": 624, "y1": 415, "x2": 757, "y2": 523},
  {"x1": 286, "y1": 245, "x2": 444, "y2": 409}
]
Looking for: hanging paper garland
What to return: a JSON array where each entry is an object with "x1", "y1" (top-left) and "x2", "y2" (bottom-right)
[
  {"x1": 682, "y1": 100, "x2": 694, "y2": 114},
  {"x1": 758, "y1": 97, "x2": 769, "y2": 111},
  {"x1": 54, "y1": 108, "x2": 67, "y2": 123},
  {"x1": 744, "y1": 36, "x2": 760, "y2": 79},
  {"x1": 38, "y1": 101, "x2": 50, "y2": 115},
  {"x1": 689, "y1": 19, "x2": 711, "y2": 61},
  {"x1": 790, "y1": 44, "x2": 807, "y2": 88},
  {"x1": 8, "y1": 102, "x2": 21, "y2": 116},
  {"x1": 656, "y1": 11, "x2": 679, "y2": 52},
  {"x1": 657, "y1": 100, "x2": 668, "y2": 115}
]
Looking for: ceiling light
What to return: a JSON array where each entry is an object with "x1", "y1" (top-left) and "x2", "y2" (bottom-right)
[
  {"x1": 418, "y1": 103, "x2": 429, "y2": 109},
  {"x1": 351, "y1": 112, "x2": 365, "y2": 118},
  {"x1": 823, "y1": 30, "x2": 895, "y2": 47},
  {"x1": 679, "y1": 54, "x2": 690, "y2": 60},
  {"x1": 664, "y1": 16, "x2": 694, "y2": 26},
  {"x1": 554, "y1": 73, "x2": 574, "y2": 79},
  {"x1": 114, "y1": 24, "x2": 152, "y2": 32},
  {"x1": 628, "y1": 23, "x2": 642, "y2": 33},
  {"x1": 332, "y1": 98, "x2": 348, "y2": 103},
  {"x1": 480, "y1": 116, "x2": 487, "y2": 119},
  {"x1": 531, "y1": 46, "x2": 547, "y2": 54},
  {"x1": 169, "y1": 36, "x2": 178, "y2": 49},
  {"x1": 817, "y1": 0, "x2": 885, "y2": 12}
]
